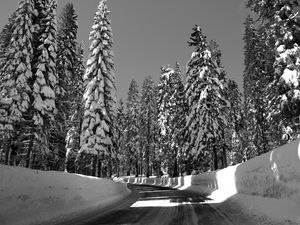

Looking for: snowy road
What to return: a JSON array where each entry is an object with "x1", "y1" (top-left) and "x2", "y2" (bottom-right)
[{"x1": 57, "y1": 184, "x2": 236, "y2": 225}]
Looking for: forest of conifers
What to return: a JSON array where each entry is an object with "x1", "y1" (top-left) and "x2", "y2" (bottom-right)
[{"x1": 1, "y1": 0, "x2": 300, "y2": 178}]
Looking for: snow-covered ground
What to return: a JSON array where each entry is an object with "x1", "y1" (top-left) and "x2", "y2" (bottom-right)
[
  {"x1": 0, "y1": 165, "x2": 131, "y2": 225},
  {"x1": 123, "y1": 139, "x2": 300, "y2": 224}
]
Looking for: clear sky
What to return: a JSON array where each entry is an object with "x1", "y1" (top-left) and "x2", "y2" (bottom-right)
[{"x1": 0, "y1": 0, "x2": 248, "y2": 99}]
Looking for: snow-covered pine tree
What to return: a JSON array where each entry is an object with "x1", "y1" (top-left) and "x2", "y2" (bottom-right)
[
  {"x1": 0, "y1": 13, "x2": 16, "y2": 164},
  {"x1": 114, "y1": 99, "x2": 126, "y2": 176},
  {"x1": 185, "y1": 25, "x2": 228, "y2": 171},
  {"x1": 125, "y1": 79, "x2": 140, "y2": 176},
  {"x1": 172, "y1": 62, "x2": 187, "y2": 176},
  {"x1": 247, "y1": 0, "x2": 300, "y2": 142},
  {"x1": 80, "y1": 0, "x2": 116, "y2": 177},
  {"x1": 225, "y1": 79, "x2": 244, "y2": 164},
  {"x1": 65, "y1": 43, "x2": 85, "y2": 172},
  {"x1": 0, "y1": 0, "x2": 37, "y2": 166},
  {"x1": 208, "y1": 39, "x2": 231, "y2": 168},
  {"x1": 50, "y1": 3, "x2": 79, "y2": 170},
  {"x1": 242, "y1": 16, "x2": 271, "y2": 158},
  {"x1": 31, "y1": 0, "x2": 58, "y2": 155},
  {"x1": 140, "y1": 76, "x2": 157, "y2": 177},
  {"x1": 157, "y1": 63, "x2": 186, "y2": 177},
  {"x1": 0, "y1": 13, "x2": 16, "y2": 76},
  {"x1": 56, "y1": 3, "x2": 78, "y2": 98},
  {"x1": 157, "y1": 66, "x2": 175, "y2": 175}
]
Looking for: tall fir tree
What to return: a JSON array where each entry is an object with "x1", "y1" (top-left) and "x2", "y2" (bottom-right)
[
  {"x1": 65, "y1": 44, "x2": 85, "y2": 172},
  {"x1": 125, "y1": 79, "x2": 140, "y2": 176},
  {"x1": 242, "y1": 16, "x2": 270, "y2": 158},
  {"x1": 157, "y1": 63, "x2": 185, "y2": 177},
  {"x1": 80, "y1": 0, "x2": 116, "y2": 177},
  {"x1": 50, "y1": 2, "x2": 79, "y2": 170},
  {"x1": 32, "y1": 0, "x2": 58, "y2": 151},
  {"x1": 184, "y1": 25, "x2": 228, "y2": 171},
  {"x1": 114, "y1": 99, "x2": 126, "y2": 176},
  {"x1": 0, "y1": 0, "x2": 36, "y2": 166},
  {"x1": 140, "y1": 76, "x2": 157, "y2": 177}
]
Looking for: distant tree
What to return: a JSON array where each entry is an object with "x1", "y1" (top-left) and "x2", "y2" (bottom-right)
[
  {"x1": 125, "y1": 79, "x2": 140, "y2": 176},
  {"x1": 114, "y1": 99, "x2": 126, "y2": 176},
  {"x1": 80, "y1": 0, "x2": 116, "y2": 177},
  {"x1": 225, "y1": 79, "x2": 244, "y2": 165},
  {"x1": 65, "y1": 44, "x2": 85, "y2": 173},
  {"x1": 157, "y1": 63, "x2": 185, "y2": 177},
  {"x1": 140, "y1": 76, "x2": 157, "y2": 177}
]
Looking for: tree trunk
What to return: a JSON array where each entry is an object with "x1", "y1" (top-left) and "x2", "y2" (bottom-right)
[
  {"x1": 26, "y1": 132, "x2": 34, "y2": 168},
  {"x1": 4, "y1": 138, "x2": 10, "y2": 165},
  {"x1": 145, "y1": 144, "x2": 150, "y2": 178},
  {"x1": 135, "y1": 160, "x2": 139, "y2": 177},
  {"x1": 108, "y1": 156, "x2": 112, "y2": 178},
  {"x1": 213, "y1": 146, "x2": 218, "y2": 170},
  {"x1": 222, "y1": 145, "x2": 227, "y2": 168},
  {"x1": 92, "y1": 154, "x2": 97, "y2": 176},
  {"x1": 173, "y1": 157, "x2": 178, "y2": 177}
]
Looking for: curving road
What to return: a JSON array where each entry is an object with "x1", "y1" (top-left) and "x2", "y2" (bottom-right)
[{"x1": 58, "y1": 184, "x2": 236, "y2": 225}]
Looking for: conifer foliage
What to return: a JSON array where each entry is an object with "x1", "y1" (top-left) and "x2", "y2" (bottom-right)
[
  {"x1": 185, "y1": 25, "x2": 228, "y2": 171},
  {"x1": 125, "y1": 79, "x2": 140, "y2": 176},
  {"x1": 80, "y1": 0, "x2": 116, "y2": 160}
]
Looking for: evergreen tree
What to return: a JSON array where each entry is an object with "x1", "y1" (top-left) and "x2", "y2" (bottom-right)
[
  {"x1": 32, "y1": 0, "x2": 58, "y2": 151},
  {"x1": 247, "y1": 0, "x2": 300, "y2": 142},
  {"x1": 125, "y1": 79, "x2": 140, "y2": 176},
  {"x1": 242, "y1": 16, "x2": 271, "y2": 158},
  {"x1": 114, "y1": 99, "x2": 126, "y2": 176},
  {"x1": 185, "y1": 25, "x2": 228, "y2": 171},
  {"x1": 65, "y1": 44, "x2": 85, "y2": 172},
  {"x1": 225, "y1": 79, "x2": 244, "y2": 164},
  {"x1": 157, "y1": 63, "x2": 185, "y2": 177},
  {"x1": 50, "y1": 3, "x2": 79, "y2": 170},
  {"x1": 140, "y1": 76, "x2": 157, "y2": 177},
  {"x1": 80, "y1": 0, "x2": 116, "y2": 176},
  {"x1": 0, "y1": 0, "x2": 36, "y2": 166}
]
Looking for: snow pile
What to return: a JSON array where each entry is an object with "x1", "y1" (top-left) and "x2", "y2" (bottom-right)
[
  {"x1": 123, "y1": 139, "x2": 300, "y2": 224},
  {"x1": 0, "y1": 165, "x2": 130, "y2": 225}
]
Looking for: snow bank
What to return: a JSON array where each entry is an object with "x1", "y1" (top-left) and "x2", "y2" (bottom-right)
[
  {"x1": 0, "y1": 165, "x2": 130, "y2": 225},
  {"x1": 123, "y1": 139, "x2": 300, "y2": 223}
]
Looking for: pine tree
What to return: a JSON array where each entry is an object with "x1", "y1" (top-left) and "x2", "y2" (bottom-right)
[
  {"x1": 157, "y1": 63, "x2": 185, "y2": 177},
  {"x1": 140, "y1": 76, "x2": 157, "y2": 177},
  {"x1": 225, "y1": 79, "x2": 244, "y2": 164},
  {"x1": 80, "y1": 0, "x2": 116, "y2": 177},
  {"x1": 185, "y1": 25, "x2": 228, "y2": 171},
  {"x1": 125, "y1": 79, "x2": 140, "y2": 176},
  {"x1": 157, "y1": 66, "x2": 175, "y2": 174},
  {"x1": 32, "y1": 0, "x2": 58, "y2": 152},
  {"x1": 49, "y1": 2, "x2": 79, "y2": 170},
  {"x1": 65, "y1": 44, "x2": 85, "y2": 172},
  {"x1": 247, "y1": 0, "x2": 300, "y2": 142},
  {"x1": 114, "y1": 99, "x2": 126, "y2": 176},
  {"x1": 0, "y1": 0, "x2": 37, "y2": 166}
]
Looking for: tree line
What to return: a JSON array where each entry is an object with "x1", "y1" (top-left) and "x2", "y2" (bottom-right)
[{"x1": 1, "y1": 0, "x2": 300, "y2": 178}]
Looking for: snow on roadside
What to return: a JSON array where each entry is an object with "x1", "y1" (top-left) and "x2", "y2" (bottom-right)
[
  {"x1": 123, "y1": 139, "x2": 300, "y2": 224},
  {"x1": 0, "y1": 165, "x2": 131, "y2": 225},
  {"x1": 214, "y1": 194, "x2": 300, "y2": 225}
]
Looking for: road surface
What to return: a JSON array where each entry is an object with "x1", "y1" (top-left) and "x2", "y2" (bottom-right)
[{"x1": 58, "y1": 184, "x2": 236, "y2": 225}]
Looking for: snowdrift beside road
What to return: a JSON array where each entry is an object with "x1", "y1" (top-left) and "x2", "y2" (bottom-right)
[
  {"x1": 0, "y1": 165, "x2": 130, "y2": 225},
  {"x1": 124, "y1": 139, "x2": 300, "y2": 224}
]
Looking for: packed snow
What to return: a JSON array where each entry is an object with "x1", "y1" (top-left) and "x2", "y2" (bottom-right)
[
  {"x1": 123, "y1": 139, "x2": 300, "y2": 224},
  {"x1": 0, "y1": 165, "x2": 130, "y2": 225}
]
